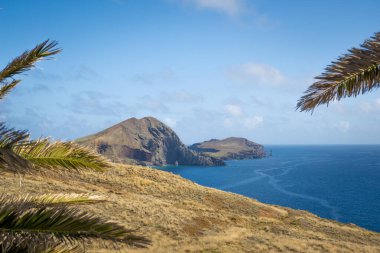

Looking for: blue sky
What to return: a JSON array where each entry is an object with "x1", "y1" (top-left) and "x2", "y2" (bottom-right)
[{"x1": 1, "y1": 0, "x2": 380, "y2": 144}]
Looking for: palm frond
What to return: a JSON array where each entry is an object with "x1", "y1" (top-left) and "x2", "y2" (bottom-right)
[
  {"x1": 13, "y1": 139, "x2": 112, "y2": 172},
  {"x1": 0, "y1": 194, "x2": 105, "y2": 207},
  {"x1": 0, "y1": 240, "x2": 82, "y2": 253},
  {"x1": 0, "y1": 80, "x2": 20, "y2": 100},
  {"x1": 0, "y1": 198, "x2": 151, "y2": 252},
  {"x1": 0, "y1": 148, "x2": 32, "y2": 173},
  {"x1": 24, "y1": 193, "x2": 106, "y2": 206},
  {"x1": 0, "y1": 40, "x2": 60, "y2": 101},
  {"x1": 0, "y1": 123, "x2": 33, "y2": 173},
  {"x1": 42, "y1": 245, "x2": 83, "y2": 253},
  {"x1": 0, "y1": 123, "x2": 30, "y2": 149},
  {"x1": 297, "y1": 32, "x2": 380, "y2": 112},
  {"x1": 0, "y1": 40, "x2": 61, "y2": 84}
]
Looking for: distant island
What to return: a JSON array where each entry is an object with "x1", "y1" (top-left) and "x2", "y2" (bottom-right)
[
  {"x1": 76, "y1": 117, "x2": 225, "y2": 167},
  {"x1": 189, "y1": 137, "x2": 266, "y2": 160}
]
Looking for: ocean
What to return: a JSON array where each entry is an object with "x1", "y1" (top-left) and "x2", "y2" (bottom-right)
[{"x1": 158, "y1": 145, "x2": 380, "y2": 232}]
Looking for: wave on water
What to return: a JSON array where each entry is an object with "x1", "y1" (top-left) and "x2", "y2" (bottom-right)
[{"x1": 221, "y1": 158, "x2": 341, "y2": 220}]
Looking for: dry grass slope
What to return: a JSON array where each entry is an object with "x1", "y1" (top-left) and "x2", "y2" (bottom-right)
[{"x1": 1, "y1": 164, "x2": 380, "y2": 252}]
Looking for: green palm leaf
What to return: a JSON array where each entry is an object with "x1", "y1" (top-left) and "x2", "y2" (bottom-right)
[
  {"x1": 1, "y1": 194, "x2": 106, "y2": 206},
  {"x1": 43, "y1": 245, "x2": 82, "y2": 253},
  {"x1": 0, "y1": 123, "x2": 33, "y2": 173},
  {"x1": 0, "y1": 242, "x2": 82, "y2": 253},
  {"x1": 0, "y1": 40, "x2": 152, "y2": 253},
  {"x1": 297, "y1": 32, "x2": 380, "y2": 112},
  {"x1": 13, "y1": 139, "x2": 112, "y2": 172},
  {"x1": 0, "y1": 40, "x2": 60, "y2": 82},
  {"x1": 0, "y1": 80, "x2": 20, "y2": 100},
  {"x1": 33, "y1": 193, "x2": 105, "y2": 205},
  {"x1": 0, "y1": 197, "x2": 150, "y2": 252},
  {"x1": 0, "y1": 121, "x2": 111, "y2": 174},
  {"x1": 0, "y1": 148, "x2": 32, "y2": 173},
  {"x1": 0, "y1": 40, "x2": 60, "y2": 100},
  {"x1": 0, "y1": 123, "x2": 30, "y2": 149}
]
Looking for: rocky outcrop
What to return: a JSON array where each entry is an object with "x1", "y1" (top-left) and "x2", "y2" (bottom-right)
[
  {"x1": 76, "y1": 117, "x2": 225, "y2": 166},
  {"x1": 189, "y1": 137, "x2": 266, "y2": 160}
]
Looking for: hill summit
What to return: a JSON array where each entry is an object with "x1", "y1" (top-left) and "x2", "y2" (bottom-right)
[{"x1": 76, "y1": 117, "x2": 224, "y2": 166}]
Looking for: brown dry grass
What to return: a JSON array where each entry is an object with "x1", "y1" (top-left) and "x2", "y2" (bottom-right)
[{"x1": 1, "y1": 164, "x2": 380, "y2": 252}]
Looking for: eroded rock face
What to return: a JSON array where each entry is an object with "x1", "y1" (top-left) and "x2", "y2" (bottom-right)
[
  {"x1": 76, "y1": 117, "x2": 225, "y2": 166},
  {"x1": 189, "y1": 137, "x2": 266, "y2": 160}
]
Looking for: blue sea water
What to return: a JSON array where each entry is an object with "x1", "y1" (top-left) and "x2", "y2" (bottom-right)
[{"x1": 158, "y1": 145, "x2": 380, "y2": 232}]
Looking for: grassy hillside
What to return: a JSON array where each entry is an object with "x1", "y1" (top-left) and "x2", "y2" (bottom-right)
[{"x1": 1, "y1": 165, "x2": 380, "y2": 252}]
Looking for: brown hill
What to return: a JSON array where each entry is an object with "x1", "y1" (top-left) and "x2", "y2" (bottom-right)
[
  {"x1": 190, "y1": 137, "x2": 266, "y2": 160},
  {"x1": 76, "y1": 117, "x2": 224, "y2": 166},
  {"x1": 2, "y1": 164, "x2": 380, "y2": 252}
]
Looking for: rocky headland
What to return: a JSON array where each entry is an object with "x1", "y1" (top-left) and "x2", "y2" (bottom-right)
[{"x1": 76, "y1": 117, "x2": 224, "y2": 166}]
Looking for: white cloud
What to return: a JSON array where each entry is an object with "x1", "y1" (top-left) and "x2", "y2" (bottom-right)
[
  {"x1": 174, "y1": 0, "x2": 278, "y2": 28},
  {"x1": 160, "y1": 90, "x2": 203, "y2": 103},
  {"x1": 59, "y1": 91, "x2": 132, "y2": 117},
  {"x1": 225, "y1": 104, "x2": 242, "y2": 116},
  {"x1": 130, "y1": 68, "x2": 176, "y2": 85},
  {"x1": 222, "y1": 101, "x2": 263, "y2": 129},
  {"x1": 360, "y1": 101, "x2": 372, "y2": 113},
  {"x1": 223, "y1": 115, "x2": 263, "y2": 129},
  {"x1": 338, "y1": 121, "x2": 350, "y2": 133},
  {"x1": 223, "y1": 118, "x2": 234, "y2": 128},
  {"x1": 254, "y1": 12, "x2": 279, "y2": 29},
  {"x1": 330, "y1": 101, "x2": 347, "y2": 113},
  {"x1": 359, "y1": 98, "x2": 380, "y2": 113},
  {"x1": 181, "y1": 0, "x2": 245, "y2": 16},
  {"x1": 376, "y1": 98, "x2": 380, "y2": 108},
  {"x1": 137, "y1": 95, "x2": 170, "y2": 113},
  {"x1": 227, "y1": 63, "x2": 286, "y2": 85},
  {"x1": 163, "y1": 117, "x2": 178, "y2": 127},
  {"x1": 244, "y1": 116, "x2": 263, "y2": 129}
]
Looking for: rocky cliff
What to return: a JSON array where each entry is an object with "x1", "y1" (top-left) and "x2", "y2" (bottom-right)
[
  {"x1": 76, "y1": 117, "x2": 225, "y2": 166},
  {"x1": 189, "y1": 137, "x2": 266, "y2": 160}
]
